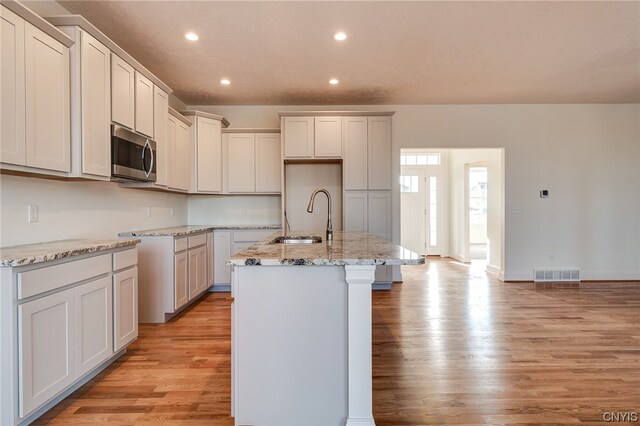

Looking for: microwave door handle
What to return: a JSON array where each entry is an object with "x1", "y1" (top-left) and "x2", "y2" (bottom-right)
[{"x1": 142, "y1": 140, "x2": 152, "y2": 178}]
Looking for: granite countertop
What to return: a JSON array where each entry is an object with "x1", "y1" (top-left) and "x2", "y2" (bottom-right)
[
  {"x1": 0, "y1": 239, "x2": 141, "y2": 267},
  {"x1": 119, "y1": 224, "x2": 282, "y2": 237},
  {"x1": 228, "y1": 231, "x2": 425, "y2": 266}
]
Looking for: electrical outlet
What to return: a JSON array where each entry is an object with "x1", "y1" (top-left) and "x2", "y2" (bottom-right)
[
  {"x1": 147, "y1": 207, "x2": 151, "y2": 218},
  {"x1": 511, "y1": 207, "x2": 520, "y2": 214},
  {"x1": 314, "y1": 207, "x2": 320, "y2": 215},
  {"x1": 244, "y1": 208, "x2": 249, "y2": 216},
  {"x1": 28, "y1": 205, "x2": 38, "y2": 223},
  {"x1": 170, "y1": 208, "x2": 174, "y2": 217}
]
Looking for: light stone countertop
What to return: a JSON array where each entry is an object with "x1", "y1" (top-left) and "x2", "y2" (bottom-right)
[
  {"x1": 228, "y1": 231, "x2": 425, "y2": 266},
  {"x1": 0, "y1": 239, "x2": 141, "y2": 267},
  {"x1": 119, "y1": 224, "x2": 282, "y2": 237}
]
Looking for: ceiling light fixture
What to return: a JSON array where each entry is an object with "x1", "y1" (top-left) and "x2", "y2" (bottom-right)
[
  {"x1": 185, "y1": 32, "x2": 199, "y2": 41},
  {"x1": 220, "y1": 79, "x2": 231, "y2": 85},
  {"x1": 329, "y1": 79, "x2": 339, "y2": 85},
  {"x1": 333, "y1": 32, "x2": 347, "y2": 41}
]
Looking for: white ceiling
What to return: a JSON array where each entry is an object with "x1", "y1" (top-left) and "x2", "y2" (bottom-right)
[{"x1": 54, "y1": 0, "x2": 640, "y2": 105}]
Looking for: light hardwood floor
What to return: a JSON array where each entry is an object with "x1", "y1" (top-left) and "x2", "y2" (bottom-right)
[{"x1": 35, "y1": 259, "x2": 640, "y2": 425}]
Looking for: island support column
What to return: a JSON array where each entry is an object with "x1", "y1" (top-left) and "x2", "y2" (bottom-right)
[{"x1": 345, "y1": 265, "x2": 377, "y2": 426}]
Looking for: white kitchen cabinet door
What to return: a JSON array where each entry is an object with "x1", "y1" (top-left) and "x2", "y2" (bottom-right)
[
  {"x1": 1, "y1": 6, "x2": 26, "y2": 166},
  {"x1": 367, "y1": 116, "x2": 392, "y2": 190},
  {"x1": 74, "y1": 276, "x2": 113, "y2": 378},
  {"x1": 343, "y1": 191, "x2": 368, "y2": 232},
  {"x1": 255, "y1": 133, "x2": 281, "y2": 193},
  {"x1": 174, "y1": 251, "x2": 188, "y2": 310},
  {"x1": 314, "y1": 116, "x2": 342, "y2": 158},
  {"x1": 214, "y1": 231, "x2": 232, "y2": 285},
  {"x1": 110, "y1": 54, "x2": 134, "y2": 129},
  {"x1": 343, "y1": 117, "x2": 368, "y2": 190},
  {"x1": 134, "y1": 72, "x2": 154, "y2": 138},
  {"x1": 207, "y1": 232, "x2": 214, "y2": 286},
  {"x1": 227, "y1": 133, "x2": 255, "y2": 193},
  {"x1": 113, "y1": 267, "x2": 138, "y2": 352},
  {"x1": 24, "y1": 22, "x2": 70, "y2": 172},
  {"x1": 368, "y1": 191, "x2": 392, "y2": 241},
  {"x1": 176, "y1": 121, "x2": 190, "y2": 191},
  {"x1": 166, "y1": 115, "x2": 178, "y2": 189},
  {"x1": 188, "y1": 245, "x2": 207, "y2": 299},
  {"x1": 283, "y1": 116, "x2": 313, "y2": 158},
  {"x1": 18, "y1": 288, "x2": 75, "y2": 418},
  {"x1": 79, "y1": 30, "x2": 111, "y2": 177},
  {"x1": 196, "y1": 117, "x2": 222, "y2": 192},
  {"x1": 153, "y1": 87, "x2": 169, "y2": 186}
]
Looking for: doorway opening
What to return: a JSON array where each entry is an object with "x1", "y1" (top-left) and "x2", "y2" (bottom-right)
[
  {"x1": 468, "y1": 166, "x2": 488, "y2": 262},
  {"x1": 400, "y1": 148, "x2": 504, "y2": 277}
]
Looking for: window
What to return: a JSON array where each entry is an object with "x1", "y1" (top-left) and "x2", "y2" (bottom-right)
[
  {"x1": 400, "y1": 153, "x2": 440, "y2": 166},
  {"x1": 400, "y1": 175, "x2": 419, "y2": 193}
]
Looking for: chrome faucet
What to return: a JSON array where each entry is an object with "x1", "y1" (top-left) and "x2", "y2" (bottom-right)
[{"x1": 306, "y1": 188, "x2": 333, "y2": 241}]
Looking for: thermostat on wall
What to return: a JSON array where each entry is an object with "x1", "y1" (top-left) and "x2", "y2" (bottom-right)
[{"x1": 540, "y1": 190, "x2": 549, "y2": 198}]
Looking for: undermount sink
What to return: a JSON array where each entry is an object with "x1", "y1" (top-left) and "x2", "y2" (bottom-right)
[{"x1": 270, "y1": 236, "x2": 322, "y2": 244}]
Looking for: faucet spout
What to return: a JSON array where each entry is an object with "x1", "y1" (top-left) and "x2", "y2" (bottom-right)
[{"x1": 306, "y1": 188, "x2": 333, "y2": 241}]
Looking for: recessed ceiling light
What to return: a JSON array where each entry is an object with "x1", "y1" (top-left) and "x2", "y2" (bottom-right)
[
  {"x1": 333, "y1": 32, "x2": 347, "y2": 41},
  {"x1": 329, "y1": 79, "x2": 339, "y2": 85},
  {"x1": 220, "y1": 79, "x2": 231, "y2": 85},
  {"x1": 185, "y1": 32, "x2": 199, "y2": 41}
]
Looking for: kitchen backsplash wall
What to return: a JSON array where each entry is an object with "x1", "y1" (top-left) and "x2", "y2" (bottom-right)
[
  {"x1": 0, "y1": 174, "x2": 188, "y2": 247},
  {"x1": 188, "y1": 194, "x2": 282, "y2": 226}
]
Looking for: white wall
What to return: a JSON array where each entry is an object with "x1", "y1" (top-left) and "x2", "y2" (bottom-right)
[
  {"x1": 190, "y1": 103, "x2": 640, "y2": 281},
  {"x1": 187, "y1": 194, "x2": 281, "y2": 226},
  {"x1": 0, "y1": 175, "x2": 188, "y2": 246}
]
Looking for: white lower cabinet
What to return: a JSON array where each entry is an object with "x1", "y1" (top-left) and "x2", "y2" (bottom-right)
[
  {"x1": 174, "y1": 251, "x2": 189, "y2": 310},
  {"x1": 74, "y1": 276, "x2": 113, "y2": 377},
  {"x1": 18, "y1": 288, "x2": 75, "y2": 418},
  {"x1": 212, "y1": 229, "x2": 281, "y2": 290},
  {"x1": 4, "y1": 245, "x2": 139, "y2": 424},
  {"x1": 113, "y1": 267, "x2": 138, "y2": 352},
  {"x1": 136, "y1": 231, "x2": 212, "y2": 323},
  {"x1": 189, "y1": 245, "x2": 207, "y2": 299}
]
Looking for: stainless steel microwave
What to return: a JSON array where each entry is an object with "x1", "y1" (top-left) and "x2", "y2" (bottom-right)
[{"x1": 111, "y1": 125, "x2": 156, "y2": 182}]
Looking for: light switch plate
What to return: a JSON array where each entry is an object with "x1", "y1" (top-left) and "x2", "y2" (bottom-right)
[{"x1": 28, "y1": 205, "x2": 38, "y2": 223}]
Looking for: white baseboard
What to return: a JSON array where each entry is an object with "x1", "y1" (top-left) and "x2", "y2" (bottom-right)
[
  {"x1": 485, "y1": 264, "x2": 502, "y2": 276},
  {"x1": 449, "y1": 253, "x2": 470, "y2": 263},
  {"x1": 346, "y1": 418, "x2": 376, "y2": 426}
]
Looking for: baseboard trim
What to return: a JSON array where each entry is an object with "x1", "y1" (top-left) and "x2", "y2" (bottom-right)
[
  {"x1": 346, "y1": 417, "x2": 376, "y2": 426},
  {"x1": 372, "y1": 282, "x2": 392, "y2": 291},
  {"x1": 209, "y1": 284, "x2": 231, "y2": 292},
  {"x1": 449, "y1": 254, "x2": 470, "y2": 263},
  {"x1": 485, "y1": 264, "x2": 502, "y2": 276}
]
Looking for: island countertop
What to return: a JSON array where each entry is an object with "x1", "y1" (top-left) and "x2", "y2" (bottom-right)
[
  {"x1": 0, "y1": 239, "x2": 141, "y2": 267},
  {"x1": 228, "y1": 231, "x2": 425, "y2": 266}
]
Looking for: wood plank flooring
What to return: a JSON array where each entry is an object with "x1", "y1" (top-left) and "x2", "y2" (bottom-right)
[{"x1": 35, "y1": 259, "x2": 640, "y2": 425}]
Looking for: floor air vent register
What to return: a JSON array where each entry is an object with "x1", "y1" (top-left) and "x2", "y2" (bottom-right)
[{"x1": 533, "y1": 268, "x2": 580, "y2": 282}]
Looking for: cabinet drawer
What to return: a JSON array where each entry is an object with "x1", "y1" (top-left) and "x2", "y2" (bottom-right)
[
  {"x1": 233, "y1": 229, "x2": 280, "y2": 243},
  {"x1": 188, "y1": 233, "x2": 207, "y2": 248},
  {"x1": 174, "y1": 237, "x2": 187, "y2": 252},
  {"x1": 18, "y1": 254, "x2": 111, "y2": 300},
  {"x1": 113, "y1": 248, "x2": 137, "y2": 271}
]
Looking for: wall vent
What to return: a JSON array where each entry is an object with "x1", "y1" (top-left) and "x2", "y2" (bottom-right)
[{"x1": 533, "y1": 268, "x2": 580, "y2": 282}]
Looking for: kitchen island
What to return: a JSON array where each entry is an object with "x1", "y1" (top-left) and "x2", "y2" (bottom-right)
[{"x1": 228, "y1": 231, "x2": 423, "y2": 426}]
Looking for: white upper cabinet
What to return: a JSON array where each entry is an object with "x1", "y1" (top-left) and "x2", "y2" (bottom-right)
[
  {"x1": 255, "y1": 133, "x2": 281, "y2": 193},
  {"x1": 343, "y1": 117, "x2": 368, "y2": 190},
  {"x1": 176, "y1": 120, "x2": 191, "y2": 191},
  {"x1": 153, "y1": 87, "x2": 169, "y2": 186},
  {"x1": 283, "y1": 116, "x2": 343, "y2": 159},
  {"x1": 283, "y1": 116, "x2": 314, "y2": 158},
  {"x1": 24, "y1": 22, "x2": 70, "y2": 172},
  {"x1": 110, "y1": 54, "x2": 134, "y2": 129},
  {"x1": 224, "y1": 131, "x2": 281, "y2": 194},
  {"x1": 1, "y1": 6, "x2": 25, "y2": 166},
  {"x1": 195, "y1": 116, "x2": 223, "y2": 192},
  {"x1": 226, "y1": 133, "x2": 256, "y2": 193},
  {"x1": 78, "y1": 30, "x2": 110, "y2": 177},
  {"x1": 134, "y1": 71, "x2": 154, "y2": 138},
  {"x1": 314, "y1": 116, "x2": 342, "y2": 158},
  {"x1": 166, "y1": 114, "x2": 178, "y2": 189},
  {"x1": 367, "y1": 116, "x2": 392, "y2": 190}
]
